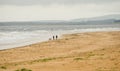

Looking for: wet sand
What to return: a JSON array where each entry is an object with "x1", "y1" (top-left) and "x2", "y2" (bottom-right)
[{"x1": 0, "y1": 31, "x2": 120, "y2": 71}]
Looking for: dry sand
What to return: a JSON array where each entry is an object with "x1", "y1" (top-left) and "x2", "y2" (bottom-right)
[{"x1": 0, "y1": 31, "x2": 120, "y2": 71}]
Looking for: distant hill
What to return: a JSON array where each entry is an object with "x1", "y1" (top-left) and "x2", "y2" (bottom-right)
[
  {"x1": 72, "y1": 14, "x2": 120, "y2": 21},
  {"x1": 114, "y1": 20, "x2": 120, "y2": 23},
  {"x1": 71, "y1": 14, "x2": 120, "y2": 24}
]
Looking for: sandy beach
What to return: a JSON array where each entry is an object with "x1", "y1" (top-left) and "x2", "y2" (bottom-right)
[{"x1": 0, "y1": 31, "x2": 120, "y2": 71}]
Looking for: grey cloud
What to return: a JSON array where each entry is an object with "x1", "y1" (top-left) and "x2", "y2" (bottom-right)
[{"x1": 0, "y1": 0, "x2": 119, "y2": 5}]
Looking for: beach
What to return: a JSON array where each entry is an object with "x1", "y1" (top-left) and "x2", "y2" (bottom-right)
[{"x1": 0, "y1": 31, "x2": 120, "y2": 71}]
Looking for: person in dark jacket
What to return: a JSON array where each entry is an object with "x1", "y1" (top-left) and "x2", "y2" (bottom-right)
[
  {"x1": 53, "y1": 36, "x2": 55, "y2": 40},
  {"x1": 56, "y1": 35, "x2": 58, "y2": 40}
]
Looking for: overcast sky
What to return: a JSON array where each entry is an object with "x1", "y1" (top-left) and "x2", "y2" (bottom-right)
[{"x1": 0, "y1": 0, "x2": 120, "y2": 21}]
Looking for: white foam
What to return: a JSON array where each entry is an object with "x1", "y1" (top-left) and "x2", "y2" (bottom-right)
[{"x1": 0, "y1": 28, "x2": 120, "y2": 50}]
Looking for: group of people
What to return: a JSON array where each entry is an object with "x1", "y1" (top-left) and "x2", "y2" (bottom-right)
[{"x1": 49, "y1": 35, "x2": 58, "y2": 40}]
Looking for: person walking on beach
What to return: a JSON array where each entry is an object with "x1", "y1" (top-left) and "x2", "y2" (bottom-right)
[
  {"x1": 56, "y1": 35, "x2": 58, "y2": 40},
  {"x1": 53, "y1": 36, "x2": 55, "y2": 40}
]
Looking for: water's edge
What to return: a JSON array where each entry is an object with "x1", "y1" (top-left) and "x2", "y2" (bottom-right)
[{"x1": 0, "y1": 28, "x2": 120, "y2": 50}]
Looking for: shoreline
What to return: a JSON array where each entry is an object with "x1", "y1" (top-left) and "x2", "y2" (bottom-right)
[
  {"x1": 0, "y1": 31, "x2": 120, "y2": 71},
  {"x1": 0, "y1": 29, "x2": 120, "y2": 50}
]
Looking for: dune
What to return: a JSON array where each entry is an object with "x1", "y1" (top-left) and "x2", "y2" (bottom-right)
[{"x1": 0, "y1": 31, "x2": 120, "y2": 71}]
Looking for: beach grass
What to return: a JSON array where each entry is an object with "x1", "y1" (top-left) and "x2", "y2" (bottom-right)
[
  {"x1": 0, "y1": 66, "x2": 7, "y2": 69},
  {"x1": 15, "y1": 68, "x2": 32, "y2": 71}
]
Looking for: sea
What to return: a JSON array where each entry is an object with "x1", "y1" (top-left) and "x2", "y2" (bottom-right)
[{"x1": 0, "y1": 22, "x2": 120, "y2": 50}]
